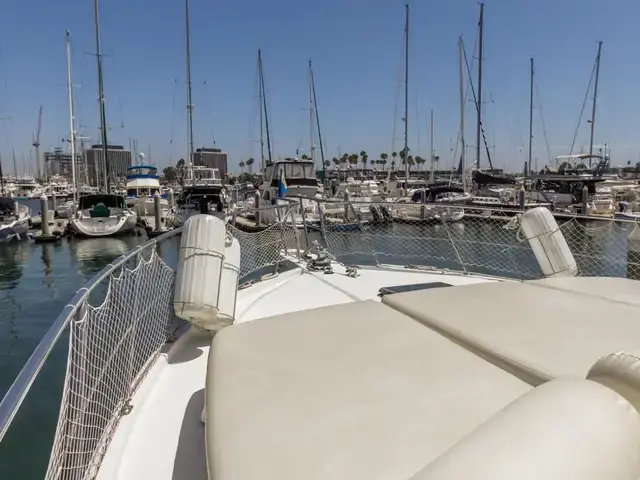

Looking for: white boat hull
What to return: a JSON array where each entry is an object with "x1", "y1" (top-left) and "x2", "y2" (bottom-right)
[
  {"x1": 127, "y1": 197, "x2": 169, "y2": 217},
  {"x1": 70, "y1": 212, "x2": 138, "y2": 237}
]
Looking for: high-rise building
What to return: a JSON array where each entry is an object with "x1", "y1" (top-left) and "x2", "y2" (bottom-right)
[
  {"x1": 85, "y1": 145, "x2": 132, "y2": 187},
  {"x1": 193, "y1": 148, "x2": 228, "y2": 177},
  {"x1": 43, "y1": 148, "x2": 86, "y2": 183}
]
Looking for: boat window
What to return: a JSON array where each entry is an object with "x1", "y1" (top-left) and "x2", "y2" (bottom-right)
[
  {"x1": 284, "y1": 163, "x2": 315, "y2": 179},
  {"x1": 126, "y1": 189, "x2": 137, "y2": 197}
]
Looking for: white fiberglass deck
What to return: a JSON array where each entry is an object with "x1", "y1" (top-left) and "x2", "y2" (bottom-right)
[{"x1": 96, "y1": 264, "x2": 498, "y2": 480}]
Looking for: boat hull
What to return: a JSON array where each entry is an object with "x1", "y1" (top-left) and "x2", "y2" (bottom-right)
[
  {"x1": 70, "y1": 212, "x2": 138, "y2": 237},
  {"x1": 0, "y1": 218, "x2": 29, "y2": 242}
]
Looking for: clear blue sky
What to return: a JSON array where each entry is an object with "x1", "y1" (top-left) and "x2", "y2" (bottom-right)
[{"x1": 1, "y1": 0, "x2": 639, "y2": 174}]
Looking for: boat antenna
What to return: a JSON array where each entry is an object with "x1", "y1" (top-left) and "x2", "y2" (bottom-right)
[
  {"x1": 185, "y1": 0, "x2": 195, "y2": 185},
  {"x1": 588, "y1": 41, "x2": 603, "y2": 169},
  {"x1": 66, "y1": 29, "x2": 78, "y2": 203},
  {"x1": 528, "y1": 57, "x2": 534, "y2": 178},
  {"x1": 310, "y1": 59, "x2": 326, "y2": 181},
  {"x1": 476, "y1": 2, "x2": 484, "y2": 171},
  {"x1": 403, "y1": 2, "x2": 410, "y2": 185},
  {"x1": 92, "y1": 0, "x2": 110, "y2": 192}
]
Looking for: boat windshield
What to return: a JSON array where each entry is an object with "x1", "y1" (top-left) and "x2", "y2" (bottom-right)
[
  {"x1": 283, "y1": 162, "x2": 315, "y2": 179},
  {"x1": 127, "y1": 165, "x2": 158, "y2": 177},
  {"x1": 79, "y1": 195, "x2": 126, "y2": 210}
]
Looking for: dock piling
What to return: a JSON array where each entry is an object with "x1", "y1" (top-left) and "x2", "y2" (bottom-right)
[{"x1": 40, "y1": 194, "x2": 50, "y2": 236}]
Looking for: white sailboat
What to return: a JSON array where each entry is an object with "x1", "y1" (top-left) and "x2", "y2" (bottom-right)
[{"x1": 69, "y1": 193, "x2": 136, "y2": 237}]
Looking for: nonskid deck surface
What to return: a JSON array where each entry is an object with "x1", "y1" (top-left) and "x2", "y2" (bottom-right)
[{"x1": 97, "y1": 265, "x2": 497, "y2": 480}]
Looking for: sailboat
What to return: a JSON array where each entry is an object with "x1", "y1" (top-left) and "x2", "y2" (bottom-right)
[
  {"x1": 69, "y1": 1, "x2": 136, "y2": 237},
  {"x1": 173, "y1": 0, "x2": 227, "y2": 227},
  {"x1": 56, "y1": 29, "x2": 80, "y2": 220}
]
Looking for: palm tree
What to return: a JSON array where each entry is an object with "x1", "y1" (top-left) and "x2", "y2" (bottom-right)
[
  {"x1": 332, "y1": 157, "x2": 340, "y2": 168},
  {"x1": 301, "y1": 154, "x2": 309, "y2": 160},
  {"x1": 340, "y1": 153, "x2": 349, "y2": 166},
  {"x1": 414, "y1": 155, "x2": 424, "y2": 170},
  {"x1": 239, "y1": 161, "x2": 245, "y2": 173},
  {"x1": 407, "y1": 155, "x2": 415, "y2": 171},
  {"x1": 380, "y1": 153, "x2": 388, "y2": 169},
  {"x1": 391, "y1": 151, "x2": 398, "y2": 171},
  {"x1": 361, "y1": 152, "x2": 368, "y2": 170},
  {"x1": 348, "y1": 154, "x2": 358, "y2": 168},
  {"x1": 246, "y1": 157, "x2": 255, "y2": 174}
]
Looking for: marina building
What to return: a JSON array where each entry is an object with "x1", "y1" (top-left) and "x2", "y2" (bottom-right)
[
  {"x1": 193, "y1": 147, "x2": 228, "y2": 177},
  {"x1": 43, "y1": 148, "x2": 86, "y2": 183},
  {"x1": 85, "y1": 144, "x2": 132, "y2": 187}
]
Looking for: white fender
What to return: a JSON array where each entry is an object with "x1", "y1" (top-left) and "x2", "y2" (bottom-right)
[
  {"x1": 520, "y1": 207, "x2": 577, "y2": 278},
  {"x1": 173, "y1": 214, "x2": 226, "y2": 331}
]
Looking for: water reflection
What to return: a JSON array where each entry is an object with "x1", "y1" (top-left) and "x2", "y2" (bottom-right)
[
  {"x1": 71, "y1": 237, "x2": 140, "y2": 277},
  {"x1": 0, "y1": 243, "x2": 24, "y2": 290}
]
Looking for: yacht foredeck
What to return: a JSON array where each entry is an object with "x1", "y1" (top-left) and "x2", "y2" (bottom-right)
[{"x1": 97, "y1": 264, "x2": 497, "y2": 480}]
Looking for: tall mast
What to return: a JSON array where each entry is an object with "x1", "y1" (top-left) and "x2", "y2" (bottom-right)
[
  {"x1": 588, "y1": 41, "x2": 603, "y2": 168},
  {"x1": 92, "y1": 0, "x2": 109, "y2": 192},
  {"x1": 66, "y1": 30, "x2": 78, "y2": 203},
  {"x1": 12, "y1": 149, "x2": 17, "y2": 178},
  {"x1": 403, "y1": 2, "x2": 410, "y2": 183},
  {"x1": 528, "y1": 57, "x2": 534, "y2": 177},
  {"x1": 429, "y1": 109, "x2": 435, "y2": 182},
  {"x1": 185, "y1": 0, "x2": 195, "y2": 184},
  {"x1": 258, "y1": 49, "x2": 265, "y2": 172},
  {"x1": 476, "y1": 2, "x2": 484, "y2": 171},
  {"x1": 310, "y1": 59, "x2": 326, "y2": 177},
  {"x1": 259, "y1": 52, "x2": 272, "y2": 166},
  {"x1": 458, "y1": 36, "x2": 466, "y2": 190},
  {"x1": 0, "y1": 154, "x2": 4, "y2": 195},
  {"x1": 308, "y1": 59, "x2": 315, "y2": 163}
]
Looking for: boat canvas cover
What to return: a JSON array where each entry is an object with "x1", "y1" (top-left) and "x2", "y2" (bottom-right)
[
  {"x1": 78, "y1": 194, "x2": 126, "y2": 210},
  {"x1": 0, "y1": 196, "x2": 14, "y2": 213},
  {"x1": 473, "y1": 171, "x2": 516, "y2": 185}
]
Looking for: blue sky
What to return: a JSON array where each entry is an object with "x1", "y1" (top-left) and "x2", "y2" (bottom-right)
[{"x1": 0, "y1": 0, "x2": 639, "y2": 174}]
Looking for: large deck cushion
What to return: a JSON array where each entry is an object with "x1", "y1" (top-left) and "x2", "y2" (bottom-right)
[
  {"x1": 382, "y1": 276, "x2": 640, "y2": 385},
  {"x1": 205, "y1": 300, "x2": 530, "y2": 480},
  {"x1": 411, "y1": 379, "x2": 640, "y2": 480}
]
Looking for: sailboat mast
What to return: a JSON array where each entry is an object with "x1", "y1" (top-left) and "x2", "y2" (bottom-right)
[
  {"x1": 403, "y1": 2, "x2": 410, "y2": 183},
  {"x1": 185, "y1": 0, "x2": 195, "y2": 183},
  {"x1": 66, "y1": 30, "x2": 78, "y2": 203},
  {"x1": 0, "y1": 155, "x2": 4, "y2": 195},
  {"x1": 458, "y1": 36, "x2": 466, "y2": 190},
  {"x1": 258, "y1": 49, "x2": 265, "y2": 172},
  {"x1": 588, "y1": 41, "x2": 603, "y2": 168},
  {"x1": 260, "y1": 63, "x2": 273, "y2": 166},
  {"x1": 429, "y1": 109, "x2": 435, "y2": 182},
  {"x1": 308, "y1": 59, "x2": 315, "y2": 163},
  {"x1": 92, "y1": 0, "x2": 110, "y2": 192},
  {"x1": 310, "y1": 60, "x2": 326, "y2": 177},
  {"x1": 527, "y1": 57, "x2": 534, "y2": 177},
  {"x1": 475, "y1": 2, "x2": 484, "y2": 171}
]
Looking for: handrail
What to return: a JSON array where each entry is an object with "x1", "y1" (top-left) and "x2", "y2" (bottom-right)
[{"x1": 0, "y1": 227, "x2": 183, "y2": 443}]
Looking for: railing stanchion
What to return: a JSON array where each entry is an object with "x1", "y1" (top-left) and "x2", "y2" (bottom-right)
[{"x1": 299, "y1": 198, "x2": 311, "y2": 251}]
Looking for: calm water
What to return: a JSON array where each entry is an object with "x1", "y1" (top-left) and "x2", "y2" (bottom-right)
[{"x1": 0, "y1": 203, "x2": 636, "y2": 478}]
